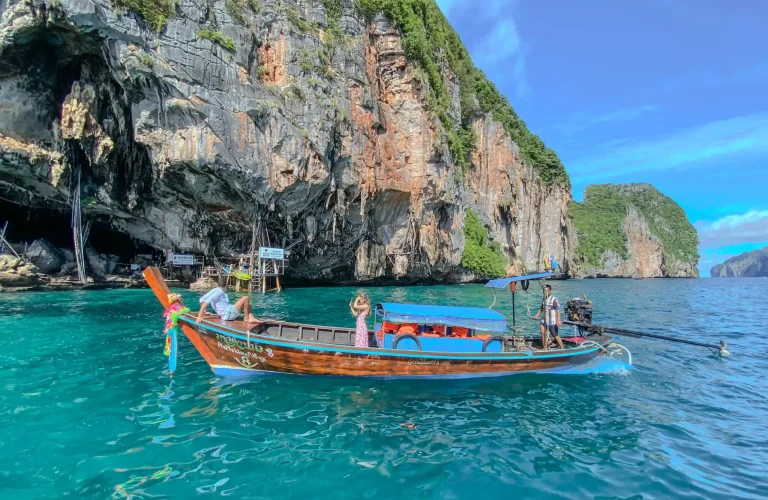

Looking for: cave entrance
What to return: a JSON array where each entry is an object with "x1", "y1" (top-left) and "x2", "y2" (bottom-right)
[
  {"x1": 0, "y1": 198, "x2": 73, "y2": 250},
  {"x1": 0, "y1": 198, "x2": 157, "y2": 263},
  {"x1": 87, "y1": 220, "x2": 157, "y2": 263}
]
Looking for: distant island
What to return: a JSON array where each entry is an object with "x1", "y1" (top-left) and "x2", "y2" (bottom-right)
[
  {"x1": 568, "y1": 183, "x2": 699, "y2": 278},
  {"x1": 711, "y1": 247, "x2": 768, "y2": 277}
]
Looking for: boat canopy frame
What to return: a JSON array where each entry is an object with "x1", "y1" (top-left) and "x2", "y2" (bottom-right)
[{"x1": 485, "y1": 272, "x2": 554, "y2": 289}]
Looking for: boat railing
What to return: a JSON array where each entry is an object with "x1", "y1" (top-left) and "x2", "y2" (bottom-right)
[{"x1": 576, "y1": 340, "x2": 604, "y2": 352}]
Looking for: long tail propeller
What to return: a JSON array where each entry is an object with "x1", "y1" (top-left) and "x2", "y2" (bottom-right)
[{"x1": 564, "y1": 320, "x2": 730, "y2": 357}]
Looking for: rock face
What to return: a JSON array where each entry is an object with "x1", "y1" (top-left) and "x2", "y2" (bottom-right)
[
  {"x1": 0, "y1": 255, "x2": 41, "y2": 286},
  {"x1": 190, "y1": 276, "x2": 217, "y2": 292},
  {"x1": 711, "y1": 247, "x2": 768, "y2": 277},
  {"x1": 568, "y1": 184, "x2": 699, "y2": 278},
  {"x1": 85, "y1": 248, "x2": 119, "y2": 277},
  {"x1": 0, "y1": 0, "x2": 573, "y2": 283},
  {"x1": 26, "y1": 239, "x2": 64, "y2": 273}
]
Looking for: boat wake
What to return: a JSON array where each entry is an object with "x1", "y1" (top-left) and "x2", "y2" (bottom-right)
[{"x1": 554, "y1": 356, "x2": 633, "y2": 375}]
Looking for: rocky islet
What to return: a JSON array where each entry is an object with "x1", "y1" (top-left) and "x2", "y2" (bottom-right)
[{"x1": 711, "y1": 247, "x2": 768, "y2": 278}]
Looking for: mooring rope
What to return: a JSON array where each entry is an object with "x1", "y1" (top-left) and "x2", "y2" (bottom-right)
[{"x1": 71, "y1": 169, "x2": 87, "y2": 284}]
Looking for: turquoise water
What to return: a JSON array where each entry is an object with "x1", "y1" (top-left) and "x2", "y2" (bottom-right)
[{"x1": 1, "y1": 279, "x2": 766, "y2": 498}]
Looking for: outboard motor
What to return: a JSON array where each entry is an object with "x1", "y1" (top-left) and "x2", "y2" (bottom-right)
[
  {"x1": 565, "y1": 298, "x2": 593, "y2": 324},
  {"x1": 565, "y1": 298, "x2": 597, "y2": 336}
]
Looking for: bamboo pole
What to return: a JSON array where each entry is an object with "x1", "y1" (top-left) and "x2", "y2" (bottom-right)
[
  {"x1": 0, "y1": 232, "x2": 20, "y2": 259},
  {"x1": 261, "y1": 259, "x2": 266, "y2": 294}
]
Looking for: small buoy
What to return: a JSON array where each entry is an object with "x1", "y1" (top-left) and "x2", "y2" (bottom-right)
[{"x1": 718, "y1": 340, "x2": 730, "y2": 357}]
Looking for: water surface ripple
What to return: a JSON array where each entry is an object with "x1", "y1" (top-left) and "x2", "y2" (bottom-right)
[{"x1": 0, "y1": 278, "x2": 766, "y2": 498}]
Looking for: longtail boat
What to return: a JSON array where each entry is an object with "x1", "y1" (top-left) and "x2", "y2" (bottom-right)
[{"x1": 144, "y1": 267, "x2": 614, "y2": 378}]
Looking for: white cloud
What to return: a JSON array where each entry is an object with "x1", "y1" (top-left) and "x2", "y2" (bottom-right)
[
  {"x1": 473, "y1": 18, "x2": 521, "y2": 65},
  {"x1": 570, "y1": 111, "x2": 768, "y2": 181},
  {"x1": 556, "y1": 105, "x2": 658, "y2": 136},
  {"x1": 437, "y1": 0, "x2": 530, "y2": 98},
  {"x1": 695, "y1": 210, "x2": 768, "y2": 248}
]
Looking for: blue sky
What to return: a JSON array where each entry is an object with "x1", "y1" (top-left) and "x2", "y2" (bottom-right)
[{"x1": 435, "y1": 0, "x2": 768, "y2": 276}]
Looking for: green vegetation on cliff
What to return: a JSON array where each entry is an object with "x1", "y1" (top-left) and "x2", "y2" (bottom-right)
[
  {"x1": 197, "y1": 29, "x2": 237, "y2": 53},
  {"x1": 115, "y1": 0, "x2": 566, "y2": 184},
  {"x1": 461, "y1": 210, "x2": 507, "y2": 276},
  {"x1": 569, "y1": 184, "x2": 699, "y2": 267},
  {"x1": 226, "y1": 0, "x2": 260, "y2": 26},
  {"x1": 355, "y1": 0, "x2": 568, "y2": 186},
  {"x1": 112, "y1": 0, "x2": 176, "y2": 32}
]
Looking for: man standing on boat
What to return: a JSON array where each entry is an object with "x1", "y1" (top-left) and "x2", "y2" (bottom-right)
[
  {"x1": 533, "y1": 284, "x2": 564, "y2": 350},
  {"x1": 196, "y1": 276, "x2": 259, "y2": 323}
]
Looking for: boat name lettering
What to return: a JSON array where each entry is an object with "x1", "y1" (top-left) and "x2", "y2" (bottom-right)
[
  {"x1": 216, "y1": 334, "x2": 264, "y2": 352},
  {"x1": 407, "y1": 360, "x2": 449, "y2": 366},
  {"x1": 217, "y1": 342, "x2": 262, "y2": 361}
]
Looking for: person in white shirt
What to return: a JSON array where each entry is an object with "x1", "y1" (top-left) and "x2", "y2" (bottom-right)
[
  {"x1": 532, "y1": 284, "x2": 564, "y2": 350},
  {"x1": 196, "y1": 276, "x2": 258, "y2": 323}
]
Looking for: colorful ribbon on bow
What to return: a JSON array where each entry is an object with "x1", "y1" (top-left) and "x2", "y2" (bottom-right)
[{"x1": 163, "y1": 294, "x2": 189, "y2": 376}]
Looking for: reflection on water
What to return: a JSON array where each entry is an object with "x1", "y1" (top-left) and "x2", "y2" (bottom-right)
[{"x1": 0, "y1": 279, "x2": 766, "y2": 499}]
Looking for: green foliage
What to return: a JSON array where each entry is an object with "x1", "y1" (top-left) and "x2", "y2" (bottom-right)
[
  {"x1": 322, "y1": 0, "x2": 344, "y2": 20},
  {"x1": 568, "y1": 186, "x2": 629, "y2": 266},
  {"x1": 461, "y1": 210, "x2": 507, "y2": 277},
  {"x1": 336, "y1": 106, "x2": 351, "y2": 124},
  {"x1": 499, "y1": 193, "x2": 515, "y2": 208},
  {"x1": 350, "y1": 0, "x2": 569, "y2": 186},
  {"x1": 112, "y1": 0, "x2": 176, "y2": 32},
  {"x1": 225, "y1": 0, "x2": 259, "y2": 26},
  {"x1": 621, "y1": 185, "x2": 700, "y2": 263},
  {"x1": 286, "y1": 8, "x2": 311, "y2": 32},
  {"x1": 197, "y1": 29, "x2": 237, "y2": 53},
  {"x1": 256, "y1": 64, "x2": 269, "y2": 79},
  {"x1": 288, "y1": 84, "x2": 305, "y2": 100},
  {"x1": 569, "y1": 184, "x2": 699, "y2": 267},
  {"x1": 299, "y1": 50, "x2": 312, "y2": 73},
  {"x1": 354, "y1": 0, "x2": 380, "y2": 19},
  {"x1": 141, "y1": 54, "x2": 154, "y2": 67},
  {"x1": 473, "y1": 74, "x2": 567, "y2": 186},
  {"x1": 322, "y1": 0, "x2": 348, "y2": 51}
]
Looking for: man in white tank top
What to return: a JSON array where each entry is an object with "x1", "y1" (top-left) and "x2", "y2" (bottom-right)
[{"x1": 533, "y1": 284, "x2": 564, "y2": 350}]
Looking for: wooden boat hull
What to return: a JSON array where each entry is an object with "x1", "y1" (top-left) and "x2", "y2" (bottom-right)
[
  {"x1": 177, "y1": 316, "x2": 605, "y2": 378},
  {"x1": 143, "y1": 267, "x2": 608, "y2": 379}
]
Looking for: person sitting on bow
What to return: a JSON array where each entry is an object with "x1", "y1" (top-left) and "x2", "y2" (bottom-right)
[{"x1": 196, "y1": 276, "x2": 259, "y2": 323}]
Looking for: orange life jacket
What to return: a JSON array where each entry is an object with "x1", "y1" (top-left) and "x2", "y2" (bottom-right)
[
  {"x1": 382, "y1": 321, "x2": 399, "y2": 334},
  {"x1": 451, "y1": 326, "x2": 469, "y2": 337},
  {"x1": 397, "y1": 323, "x2": 418, "y2": 335}
]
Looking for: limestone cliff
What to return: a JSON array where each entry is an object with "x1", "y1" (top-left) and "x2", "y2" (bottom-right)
[
  {"x1": 711, "y1": 247, "x2": 768, "y2": 277},
  {"x1": 568, "y1": 184, "x2": 699, "y2": 278},
  {"x1": 0, "y1": 0, "x2": 573, "y2": 283}
]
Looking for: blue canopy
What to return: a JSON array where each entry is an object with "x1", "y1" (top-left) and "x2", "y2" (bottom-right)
[
  {"x1": 376, "y1": 302, "x2": 507, "y2": 333},
  {"x1": 485, "y1": 272, "x2": 554, "y2": 289}
]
